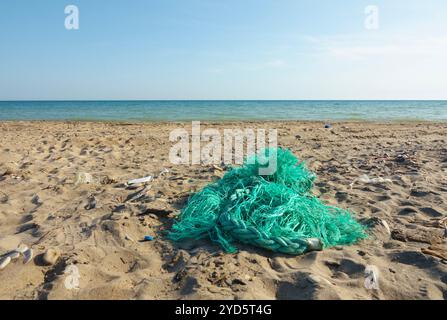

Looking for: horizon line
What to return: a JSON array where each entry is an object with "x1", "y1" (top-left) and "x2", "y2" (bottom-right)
[{"x1": 1, "y1": 99, "x2": 447, "y2": 102}]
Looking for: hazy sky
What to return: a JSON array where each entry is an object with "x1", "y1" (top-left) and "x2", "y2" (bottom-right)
[{"x1": 1, "y1": 0, "x2": 446, "y2": 100}]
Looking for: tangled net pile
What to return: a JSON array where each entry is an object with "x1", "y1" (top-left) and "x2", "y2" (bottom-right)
[{"x1": 169, "y1": 148, "x2": 367, "y2": 255}]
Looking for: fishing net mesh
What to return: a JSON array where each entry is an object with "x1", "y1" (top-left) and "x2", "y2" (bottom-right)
[{"x1": 169, "y1": 148, "x2": 367, "y2": 255}]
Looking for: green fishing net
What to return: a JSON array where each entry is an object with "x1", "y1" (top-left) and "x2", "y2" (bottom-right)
[{"x1": 169, "y1": 148, "x2": 367, "y2": 255}]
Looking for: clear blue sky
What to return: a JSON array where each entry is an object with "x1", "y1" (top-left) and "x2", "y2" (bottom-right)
[{"x1": 1, "y1": 0, "x2": 446, "y2": 100}]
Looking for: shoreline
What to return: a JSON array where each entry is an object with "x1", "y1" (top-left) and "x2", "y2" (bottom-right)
[{"x1": 1, "y1": 119, "x2": 447, "y2": 125}]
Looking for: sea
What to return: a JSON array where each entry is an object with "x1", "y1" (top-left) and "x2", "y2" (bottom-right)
[{"x1": 0, "y1": 100, "x2": 446, "y2": 121}]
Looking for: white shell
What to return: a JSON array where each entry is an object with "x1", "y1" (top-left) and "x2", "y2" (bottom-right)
[
  {"x1": 125, "y1": 234, "x2": 135, "y2": 242},
  {"x1": 7, "y1": 251, "x2": 21, "y2": 260},
  {"x1": 0, "y1": 256, "x2": 11, "y2": 270},
  {"x1": 381, "y1": 219, "x2": 391, "y2": 236},
  {"x1": 15, "y1": 244, "x2": 29, "y2": 254},
  {"x1": 23, "y1": 248, "x2": 33, "y2": 264}
]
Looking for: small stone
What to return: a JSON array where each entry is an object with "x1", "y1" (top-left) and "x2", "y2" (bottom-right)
[
  {"x1": 31, "y1": 194, "x2": 41, "y2": 205},
  {"x1": 42, "y1": 248, "x2": 60, "y2": 265},
  {"x1": 84, "y1": 195, "x2": 96, "y2": 210}
]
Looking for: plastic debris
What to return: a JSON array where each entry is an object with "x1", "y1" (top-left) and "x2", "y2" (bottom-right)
[
  {"x1": 364, "y1": 265, "x2": 380, "y2": 290},
  {"x1": 169, "y1": 148, "x2": 367, "y2": 255},
  {"x1": 143, "y1": 235, "x2": 154, "y2": 241},
  {"x1": 64, "y1": 264, "x2": 80, "y2": 290},
  {"x1": 75, "y1": 172, "x2": 95, "y2": 184},
  {"x1": 125, "y1": 186, "x2": 150, "y2": 203},
  {"x1": 159, "y1": 168, "x2": 170, "y2": 176},
  {"x1": 75, "y1": 172, "x2": 115, "y2": 185},
  {"x1": 127, "y1": 175, "x2": 153, "y2": 186},
  {"x1": 350, "y1": 174, "x2": 392, "y2": 189},
  {"x1": 324, "y1": 124, "x2": 332, "y2": 129}
]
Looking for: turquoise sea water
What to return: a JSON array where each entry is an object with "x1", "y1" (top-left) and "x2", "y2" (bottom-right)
[{"x1": 0, "y1": 100, "x2": 446, "y2": 121}]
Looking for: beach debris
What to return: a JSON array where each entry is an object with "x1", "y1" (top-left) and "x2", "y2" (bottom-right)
[
  {"x1": 169, "y1": 148, "x2": 367, "y2": 255},
  {"x1": 64, "y1": 264, "x2": 80, "y2": 290},
  {"x1": 364, "y1": 265, "x2": 380, "y2": 290},
  {"x1": 306, "y1": 238, "x2": 324, "y2": 251},
  {"x1": 324, "y1": 124, "x2": 332, "y2": 129},
  {"x1": 112, "y1": 204, "x2": 127, "y2": 213},
  {"x1": 15, "y1": 244, "x2": 29, "y2": 254},
  {"x1": 125, "y1": 234, "x2": 135, "y2": 242},
  {"x1": 350, "y1": 174, "x2": 392, "y2": 189},
  {"x1": 142, "y1": 235, "x2": 154, "y2": 242},
  {"x1": 127, "y1": 175, "x2": 153, "y2": 186},
  {"x1": 42, "y1": 248, "x2": 60, "y2": 266},
  {"x1": 125, "y1": 186, "x2": 151, "y2": 203},
  {"x1": 395, "y1": 154, "x2": 407, "y2": 163},
  {"x1": 0, "y1": 244, "x2": 34, "y2": 269},
  {"x1": 75, "y1": 172, "x2": 115, "y2": 185},
  {"x1": 23, "y1": 248, "x2": 33, "y2": 264},
  {"x1": 381, "y1": 220, "x2": 391, "y2": 236},
  {"x1": 84, "y1": 195, "x2": 97, "y2": 210},
  {"x1": 366, "y1": 217, "x2": 391, "y2": 240},
  {"x1": 159, "y1": 168, "x2": 170, "y2": 176},
  {"x1": 0, "y1": 256, "x2": 11, "y2": 270},
  {"x1": 358, "y1": 174, "x2": 392, "y2": 184},
  {"x1": 6, "y1": 251, "x2": 21, "y2": 260},
  {"x1": 75, "y1": 172, "x2": 95, "y2": 184}
]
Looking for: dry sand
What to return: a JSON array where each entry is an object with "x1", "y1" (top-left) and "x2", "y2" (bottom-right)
[{"x1": 0, "y1": 121, "x2": 446, "y2": 300}]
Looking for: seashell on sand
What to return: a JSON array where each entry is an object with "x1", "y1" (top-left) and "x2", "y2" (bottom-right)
[
  {"x1": 6, "y1": 251, "x2": 21, "y2": 260},
  {"x1": 15, "y1": 244, "x2": 29, "y2": 254},
  {"x1": 23, "y1": 248, "x2": 33, "y2": 264},
  {"x1": 0, "y1": 256, "x2": 12, "y2": 270}
]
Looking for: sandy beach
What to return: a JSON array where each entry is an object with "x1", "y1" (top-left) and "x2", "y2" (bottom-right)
[{"x1": 0, "y1": 120, "x2": 446, "y2": 300}]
